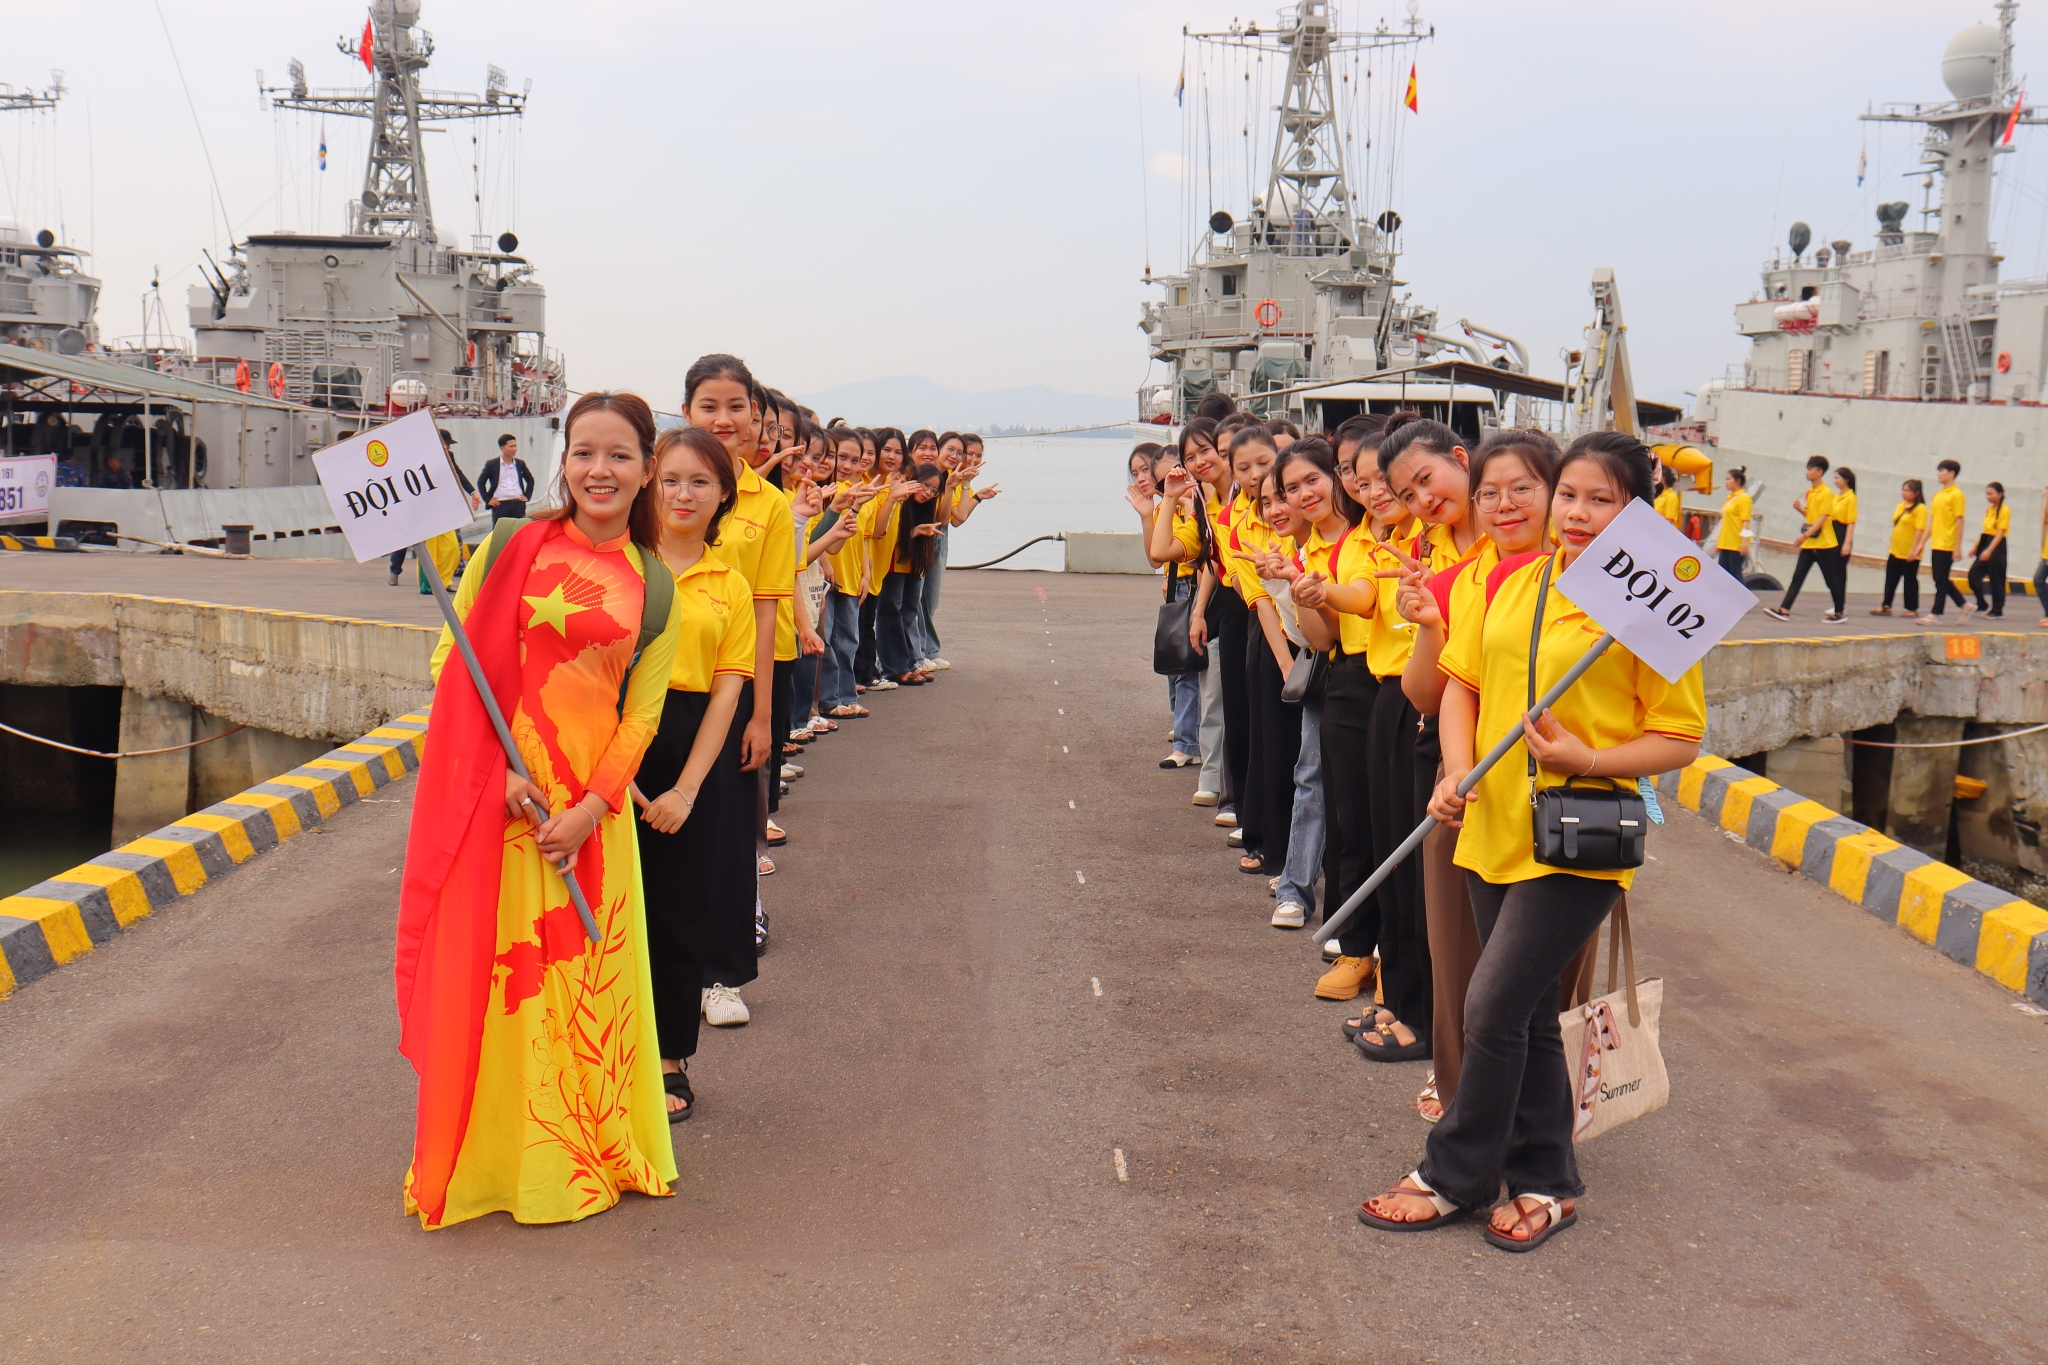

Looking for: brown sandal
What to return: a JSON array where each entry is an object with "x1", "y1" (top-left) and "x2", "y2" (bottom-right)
[
  {"x1": 1482, "y1": 1194, "x2": 1577, "y2": 1252},
  {"x1": 1358, "y1": 1174, "x2": 1464, "y2": 1232}
]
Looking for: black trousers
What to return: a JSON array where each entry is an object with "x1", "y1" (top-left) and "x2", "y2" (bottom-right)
[
  {"x1": 1928, "y1": 548, "x2": 1967, "y2": 615},
  {"x1": 1206, "y1": 587, "x2": 1251, "y2": 812},
  {"x1": 1319, "y1": 656, "x2": 1380, "y2": 941},
  {"x1": 1368, "y1": 680, "x2": 1432, "y2": 1044},
  {"x1": 769, "y1": 657, "x2": 794, "y2": 814},
  {"x1": 1779, "y1": 547, "x2": 1845, "y2": 613},
  {"x1": 634, "y1": 684, "x2": 756, "y2": 1060},
  {"x1": 856, "y1": 592, "x2": 880, "y2": 683},
  {"x1": 489, "y1": 500, "x2": 527, "y2": 522},
  {"x1": 1715, "y1": 548, "x2": 1746, "y2": 581},
  {"x1": 1240, "y1": 625, "x2": 1300, "y2": 872},
  {"x1": 1417, "y1": 871, "x2": 1618, "y2": 1210},
  {"x1": 1882, "y1": 555, "x2": 1920, "y2": 613},
  {"x1": 1968, "y1": 535, "x2": 2008, "y2": 614}
]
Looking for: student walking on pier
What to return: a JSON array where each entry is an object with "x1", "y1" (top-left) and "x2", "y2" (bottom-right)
[
  {"x1": 631, "y1": 426, "x2": 758, "y2": 1124},
  {"x1": 1762, "y1": 455, "x2": 1844, "y2": 623},
  {"x1": 1359, "y1": 431, "x2": 1704, "y2": 1252},
  {"x1": 394, "y1": 391, "x2": 683, "y2": 1230},
  {"x1": 1874, "y1": 479, "x2": 1928, "y2": 617},
  {"x1": 1713, "y1": 467, "x2": 1751, "y2": 581},
  {"x1": 1968, "y1": 481, "x2": 2010, "y2": 619},
  {"x1": 1919, "y1": 459, "x2": 1969, "y2": 624}
]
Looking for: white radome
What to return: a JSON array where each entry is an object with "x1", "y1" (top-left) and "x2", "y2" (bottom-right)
[{"x1": 1942, "y1": 23, "x2": 2002, "y2": 100}]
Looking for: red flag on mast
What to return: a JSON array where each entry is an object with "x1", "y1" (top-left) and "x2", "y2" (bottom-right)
[
  {"x1": 358, "y1": 15, "x2": 376, "y2": 74},
  {"x1": 2004, "y1": 88, "x2": 2026, "y2": 145},
  {"x1": 1404, "y1": 62, "x2": 1419, "y2": 113}
]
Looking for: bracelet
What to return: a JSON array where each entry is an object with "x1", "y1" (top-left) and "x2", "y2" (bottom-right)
[
  {"x1": 669, "y1": 787, "x2": 695, "y2": 807},
  {"x1": 1581, "y1": 752, "x2": 1600, "y2": 778}
]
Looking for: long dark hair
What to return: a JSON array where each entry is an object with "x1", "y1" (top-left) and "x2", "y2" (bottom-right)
[
  {"x1": 1376, "y1": 408, "x2": 1462, "y2": 477},
  {"x1": 897, "y1": 462, "x2": 945, "y2": 576},
  {"x1": 1273, "y1": 435, "x2": 1363, "y2": 527},
  {"x1": 1901, "y1": 477, "x2": 1924, "y2": 506},
  {"x1": 1558, "y1": 430, "x2": 1655, "y2": 504},
  {"x1": 683, "y1": 353, "x2": 756, "y2": 408},
  {"x1": 653, "y1": 425, "x2": 739, "y2": 548},
  {"x1": 1471, "y1": 427, "x2": 1561, "y2": 498},
  {"x1": 532, "y1": 390, "x2": 662, "y2": 550}
]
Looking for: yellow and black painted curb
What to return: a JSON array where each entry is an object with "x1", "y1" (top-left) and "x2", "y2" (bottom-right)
[
  {"x1": 1659, "y1": 757, "x2": 2048, "y2": 1006},
  {"x1": 0, "y1": 534, "x2": 78, "y2": 552},
  {"x1": 0, "y1": 710, "x2": 429, "y2": 998}
]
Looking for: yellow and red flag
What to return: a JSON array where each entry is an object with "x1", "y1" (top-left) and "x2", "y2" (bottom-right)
[
  {"x1": 1405, "y1": 62, "x2": 1419, "y2": 113},
  {"x1": 2004, "y1": 88, "x2": 2026, "y2": 145},
  {"x1": 358, "y1": 15, "x2": 376, "y2": 74}
]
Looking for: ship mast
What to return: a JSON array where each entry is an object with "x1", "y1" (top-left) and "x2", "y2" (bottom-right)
[
  {"x1": 261, "y1": 0, "x2": 524, "y2": 241},
  {"x1": 1266, "y1": 3, "x2": 1354, "y2": 249},
  {"x1": 0, "y1": 73, "x2": 62, "y2": 114}
]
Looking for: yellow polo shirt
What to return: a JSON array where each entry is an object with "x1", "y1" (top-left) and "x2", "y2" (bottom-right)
[
  {"x1": 1833, "y1": 489, "x2": 1858, "y2": 526},
  {"x1": 663, "y1": 549, "x2": 756, "y2": 692},
  {"x1": 858, "y1": 494, "x2": 903, "y2": 594},
  {"x1": 1930, "y1": 484, "x2": 1965, "y2": 553},
  {"x1": 1440, "y1": 552, "x2": 1706, "y2": 889},
  {"x1": 1654, "y1": 487, "x2": 1681, "y2": 529},
  {"x1": 1798, "y1": 484, "x2": 1838, "y2": 550},
  {"x1": 1888, "y1": 502, "x2": 1928, "y2": 559},
  {"x1": 709, "y1": 458, "x2": 796, "y2": 625},
  {"x1": 1716, "y1": 492, "x2": 1751, "y2": 552},
  {"x1": 1983, "y1": 503, "x2": 2012, "y2": 538}
]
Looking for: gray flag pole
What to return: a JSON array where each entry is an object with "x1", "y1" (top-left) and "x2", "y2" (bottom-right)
[
  {"x1": 418, "y1": 542, "x2": 603, "y2": 945},
  {"x1": 1311, "y1": 634, "x2": 1618, "y2": 948}
]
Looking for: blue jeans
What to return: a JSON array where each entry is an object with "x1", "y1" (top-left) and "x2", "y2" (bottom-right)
[
  {"x1": 1165, "y1": 573, "x2": 1200, "y2": 755},
  {"x1": 913, "y1": 534, "x2": 946, "y2": 659},
  {"x1": 1275, "y1": 700, "x2": 1325, "y2": 914},
  {"x1": 820, "y1": 585, "x2": 860, "y2": 710},
  {"x1": 877, "y1": 571, "x2": 919, "y2": 677}
]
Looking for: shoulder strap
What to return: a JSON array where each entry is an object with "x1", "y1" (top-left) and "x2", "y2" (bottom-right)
[
  {"x1": 637, "y1": 545, "x2": 674, "y2": 656},
  {"x1": 476, "y1": 516, "x2": 531, "y2": 583},
  {"x1": 1484, "y1": 549, "x2": 1546, "y2": 607},
  {"x1": 1526, "y1": 553, "x2": 1556, "y2": 796}
]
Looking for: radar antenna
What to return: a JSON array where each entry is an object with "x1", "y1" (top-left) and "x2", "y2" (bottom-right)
[
  {"x1": 259, "y1": 0, "x2": 524, "y2": 240},
  {"x1": 0, "y1": 71, "x2": 64, "y2": 113}
]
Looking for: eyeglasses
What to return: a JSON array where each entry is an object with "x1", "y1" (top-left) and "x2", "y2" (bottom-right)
[{"x1": 1475, "y1": 480, "x2": 1546, "y2": 510}]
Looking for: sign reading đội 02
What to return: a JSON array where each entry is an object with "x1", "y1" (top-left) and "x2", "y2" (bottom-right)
[
  {"x1": 309, "y1": 409, "x2": 474, "y2": 563},
  {"x1": 1555, "y1": 496, "x2": 1756, "y2": 682},
  {"x1": 0, "y1": 455, "x2": 56, "y2": 517}
]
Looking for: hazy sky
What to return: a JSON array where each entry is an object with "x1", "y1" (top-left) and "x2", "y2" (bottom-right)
[{"x1": 9, "y1": 1, "x2": 2046, "y2": 410}]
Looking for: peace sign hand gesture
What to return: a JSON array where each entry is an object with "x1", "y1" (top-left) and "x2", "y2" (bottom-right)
[
  {"x1": 1292, "y1": 569, "x2": 1331, "y2": 610},
  {"x1": 1378, "y1": 548, "x2": 1440, "y2": 629}
]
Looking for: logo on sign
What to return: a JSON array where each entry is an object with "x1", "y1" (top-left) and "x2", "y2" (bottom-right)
[
  {"x1": 366, "y1": 440, "x2": 390, "y2": 468},
  {"x1": 1673, "y1": 555, "x2": 1700, "y2": 583}
]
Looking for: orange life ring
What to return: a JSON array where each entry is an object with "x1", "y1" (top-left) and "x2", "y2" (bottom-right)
[
  {"x1": 1997, "y1": 350, "x2": 2012, "y2": 373},
  {"x1": 1254, "y1": 298, "x2": 1281, "y2": 328}
]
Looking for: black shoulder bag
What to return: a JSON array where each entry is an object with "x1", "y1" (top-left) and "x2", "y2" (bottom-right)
[
  {"x1": 1152, "y1": 499, "x2": 1213, "y2": 676},
  {"x1": 1527, "y1": 555, "x2": 1647, "y2": 871}
]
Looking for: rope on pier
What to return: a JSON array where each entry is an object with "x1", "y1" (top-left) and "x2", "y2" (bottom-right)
[
  {"x1": 0, "y1": 720, "x2": 248, "y2": 760},
  {"x1": 947, "y1": 534, "x2": 1064, "y2": 571},
  {"x1": 1844, "y1": 719, "x2": 2048, "y2": 749}
]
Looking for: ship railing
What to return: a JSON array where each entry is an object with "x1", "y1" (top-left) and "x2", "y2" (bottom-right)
[{"x1": 390, "y1": 368, "x2": 559, "y2": 416}]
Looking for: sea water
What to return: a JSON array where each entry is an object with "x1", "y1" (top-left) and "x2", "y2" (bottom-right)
[{"x1": 945, "y1": 435, "x2": 1144, "y2": 572}]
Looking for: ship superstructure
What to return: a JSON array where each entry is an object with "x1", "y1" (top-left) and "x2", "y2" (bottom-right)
[
  {"x1": 1696, "y1": 2, "x2": 2048, "y2": 556},
  {"x1": 1137, "y1": 3, "x2": 1523, "y2": 437},
  {"x1": 0, "y1": 76, "x2": 101, "y2": 358}
]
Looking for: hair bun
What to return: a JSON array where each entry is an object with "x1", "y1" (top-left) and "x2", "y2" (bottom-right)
[{"x1": 1383, "y1": 409, "x2": 1423, "y2": 437}]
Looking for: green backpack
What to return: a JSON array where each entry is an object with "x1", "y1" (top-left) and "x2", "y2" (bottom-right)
[{"x1": 473, "y1": 517, "x2": 675, "y2": 711}]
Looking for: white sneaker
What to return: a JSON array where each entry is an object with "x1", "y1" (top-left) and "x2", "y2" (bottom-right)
[
  {"x1": 916, "y1": 657, "x2": 938, "y2": 671},
  {"x1": 1321, "y1": 938, "x2": 1343, "y2": 961},
  {"x1": 1192, "y1": 790, "x2": 1220, "y2": 807},
  {"x1": 868, "y1": 677, "x2": 899, "y2": 691},
  {"x1": 781, "y1": 763, "x2": 803, "y2": 781},
  {"x1": 927, "y1": 657, "x2": 951, "y2": 670},
  {"x1": 1272, "y1": 902, "x2": 1307, "y2": 929},
  {"x1": 702, "y1": 983, "x2": 751, "y2": 1027},
  {"x1": 1214, "y1": 807, "x2": 1239, "y2": 828}
]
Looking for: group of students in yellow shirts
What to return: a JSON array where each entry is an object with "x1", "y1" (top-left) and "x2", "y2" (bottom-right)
[
  {"x1": 1130, "y1": 401, "x2": 1704, "y2": 1253},
  {"x1": 394, "y1": 358, "x2": 1001, "y2": 1230}
]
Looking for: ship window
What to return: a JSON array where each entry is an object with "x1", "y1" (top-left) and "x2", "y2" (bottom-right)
[
  {"x1": 1221, "y1": 272, "x2": 1239, "y2": 297},
  {"x1": 1800, "y1": 285, "x2": 1818, "y2": 301}
]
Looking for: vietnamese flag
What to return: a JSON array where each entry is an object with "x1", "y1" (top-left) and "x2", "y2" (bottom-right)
[
  {"x1": 1405, "y1": 62, "x2": 1419, "y2": 113},
  {"x1": 358, "y1": 15, "x2": 376, "y2": 73},
  {"x1": 2004, "y1": 88, "x2": 2026, "y2": 145}
]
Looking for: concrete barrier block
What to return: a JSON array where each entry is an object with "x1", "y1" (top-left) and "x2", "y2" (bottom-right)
[
  {"x1": 1718, "y1": 774, "x2": 1780, "y2": 835},
  {"x1": 1063, "y1": 533, "x2": 1155, "y2": 575},
  {"x1": 1744, "y1": 786, "x2": 1809, "y2": 854},
  {"x1": 1797, "y1": 816, "x2": 1868, "y2": 883},
  {"x1": 1936, "y1": 879, "x2": 2017, "y2": 966}
]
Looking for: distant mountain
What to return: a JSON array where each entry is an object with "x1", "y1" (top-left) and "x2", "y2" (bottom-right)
[{"x1": 796, "y1": 376, "x2": 1132, "y2": 435}]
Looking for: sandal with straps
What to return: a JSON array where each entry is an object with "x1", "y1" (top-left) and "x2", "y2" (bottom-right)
[
  {"x1": 663, "y1": 1063, "x2": 694, "y2": 1125},
  {"x1": 1416, "y1": 1073, "x2": 1443, "y2": 1124},
  {"x1": 1358, "y1": 1171, "x2": 1464, "y2": 1232},
  {"x1": 1340, "y1": 1006, "x2": 1393, "y2": 1042},
  {"x1": 1482, "y1": 1193, "x2": 1577, "y2": 1253},
  {"x1": 1354, "y1": 1021, "x2": 1429, "y2": 1063}
]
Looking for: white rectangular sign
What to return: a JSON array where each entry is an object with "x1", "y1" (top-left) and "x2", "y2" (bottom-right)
[
  {"x1": 310, "y1": 409, "x2": 474, "y2": 563},
  {"x1": 0, "y1": 455, "x2": 56, "y2": 517},
  {"x1": 1555, "y1": 495, "x2": 1755, "y2": 683}
]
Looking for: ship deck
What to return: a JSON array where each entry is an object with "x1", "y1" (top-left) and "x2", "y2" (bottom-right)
[{"x1": 1, "y1": 567, "x2": 2043, "y2": 1360}]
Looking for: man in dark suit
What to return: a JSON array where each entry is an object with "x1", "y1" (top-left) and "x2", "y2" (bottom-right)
[{"x1": 476, "y1": 432, "x2": 535, "y2": 522}]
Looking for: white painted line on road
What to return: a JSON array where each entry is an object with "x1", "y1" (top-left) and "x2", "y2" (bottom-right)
[
  {"x1": 1075, "y1": 870, "x2": 1087, "y2": 884},
  {"x1": 1113, "y1": 1148, "x2": 1128, "y2": 1182},
  {"x1": 1062, "y1": 746, "x2": 1069, "y2": 753},
  {"x1": 1091, "y1": 977, "x2": 1102, "y2": 996},
  {"x1": 1069, "y1": 800, "x2": 1076, "y2": 809},
  {"x1": 1057, "y1": 708, "x2": 1064, "y2": 714}
]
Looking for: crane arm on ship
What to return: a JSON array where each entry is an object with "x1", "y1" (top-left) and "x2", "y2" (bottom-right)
[{"x1": 1457, "y1": 318, "x2": 1529, "y2": 373}]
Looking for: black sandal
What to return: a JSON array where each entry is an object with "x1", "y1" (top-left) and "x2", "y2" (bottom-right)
[
  {"x1": 1341, "y1": 1007, "x2": 1393, "y2": 1041},
  {"x1": 663, "y1": 1064, "x2": 694, "y2": 1124},
  {"x1": 1354, "y1": 1022, "x2": 1430, "y2": 1063}
]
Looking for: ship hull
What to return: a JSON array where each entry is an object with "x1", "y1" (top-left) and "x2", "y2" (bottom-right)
[{"x1": 1703, "y1": 387, "x2": 2047, "y2": 562}]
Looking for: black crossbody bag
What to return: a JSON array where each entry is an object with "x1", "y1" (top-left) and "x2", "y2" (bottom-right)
[
  {"x1": 1526, "y1": 555, "x2": 1647, "y2": 871},
  {"x1": 1152, "y1": 498, "x2": 1213, "y2": 676}
]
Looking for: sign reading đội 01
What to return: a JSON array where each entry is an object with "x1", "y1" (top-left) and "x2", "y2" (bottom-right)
[
  {"x1": 310, "y1": 408, "x2": 474, "y2": 563},
  {"x1": 1554, "y1": 495, "x2": 1756, "y2": 683},
  {"x1": 0, "y1": 455, "x2": 56, "y2": 517}
]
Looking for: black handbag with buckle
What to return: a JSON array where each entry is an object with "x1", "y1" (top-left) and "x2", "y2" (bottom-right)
[
  {"x1": 1153, "y1": 498, "x2": 1213, "y2": 676},
  {"x1": 1524, "y1": 555, "x2": 1647, "y2": 871}
]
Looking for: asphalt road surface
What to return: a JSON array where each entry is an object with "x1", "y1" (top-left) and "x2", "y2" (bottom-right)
[{"x1": 2, "y1": 571, "x2": 2045, "y2": 1363}]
